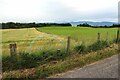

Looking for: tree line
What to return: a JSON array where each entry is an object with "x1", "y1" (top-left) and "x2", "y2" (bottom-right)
[
  {"x1": 2, "y1": 22, "x2": 71, "y2": 29},
  {"x1": 77, "y1": 23, "x2": 120, "y2": 28},
  {"x1": 77, "y1": 23, "x2": 91, "y2": 27},
  {"x1": 1, "y1": 22, "x2": 119, "y2": 29}
]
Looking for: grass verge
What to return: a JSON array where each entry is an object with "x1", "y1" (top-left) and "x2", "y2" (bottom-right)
[
  {"x1": 3, "y1": 40, "x2": 112, "y2": 72},
  {"x1": 3, "y1": 43, "x2": 118, "y2": 79}
]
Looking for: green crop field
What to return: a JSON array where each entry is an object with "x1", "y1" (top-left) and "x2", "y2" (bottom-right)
[
  {"x1": 2, "y1": 27, "x2": 118, "y2": 56},
  {"x1": 37, "y1": 26, "x2": 118, "y2": 45}
]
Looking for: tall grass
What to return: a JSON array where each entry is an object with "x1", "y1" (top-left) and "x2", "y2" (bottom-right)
[
  {"x1": 74, "y1": 40, "x2": 112, "y2": 54},
  {"x1": 2, "y1": 48, "x2": 68, "y2": 72},
  {"x1": 3, "y1": 39, "x2": 115, "y2": 72}
]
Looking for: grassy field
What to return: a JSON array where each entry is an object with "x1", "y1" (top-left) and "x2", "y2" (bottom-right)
[
  {"x1": 2, "y1": 28, "x2": 65, "y2": 56},
  {"x1": 2, "y1": 27, "x2": 118, "y2": 56},
  {"x1": 2, "y1": 27, "x2": 119, "y2": 79},
  {"x1": 37, "y1": 27, "x2": 117, "y2": 45}
]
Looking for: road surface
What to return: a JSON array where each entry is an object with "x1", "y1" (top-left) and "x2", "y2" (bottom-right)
[{"x1": 52, "y1": 55, "x2": 119, "y2": 78}]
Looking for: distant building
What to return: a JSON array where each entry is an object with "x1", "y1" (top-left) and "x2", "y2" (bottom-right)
[{"x1": 71, "y1": 24, "x2": 77, "y2": 27}]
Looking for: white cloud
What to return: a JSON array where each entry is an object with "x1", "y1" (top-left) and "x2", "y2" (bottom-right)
[
  {"x1": 60, "y1": 0, "x2": 118, "y2": 11},
  {"x1": 0, "y1": 0, "x2": 119, "y2": 22}
]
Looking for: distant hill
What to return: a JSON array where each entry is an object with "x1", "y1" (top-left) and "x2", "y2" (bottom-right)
[{"x1": 70, "y1": 21, "x2": 117, "y2": 26}]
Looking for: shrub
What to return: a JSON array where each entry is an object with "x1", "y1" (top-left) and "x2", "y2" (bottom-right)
[
  {"x1": 74, "y1": 41, "x2": 110, "y2": 54},
  {"x1": 2, "y1": 53, "x2": 41, "y2": 71},
  {"x1": 41, "y1": 49, "x2": 68, "y2": 61},
  {"x1": 3, "y1": 49, "x2": 68, "y2": 71},
  {"x1": 74, "y1": 43, "x2": 87, "y2": 53},
  {"x1": 88, "y1": 41, "x2": 110, "y2": 51},
  {"x1": 18, "y1": 53, "x2": 39, "y2": 68}
]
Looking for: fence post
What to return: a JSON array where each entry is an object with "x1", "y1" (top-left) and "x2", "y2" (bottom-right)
[
  {"x1": 106, "y1": 32, "x2": 108, "y2": 41},
  {"x1": 98, "y1": 32, "x2": 100, "y2": 42},
  {"x1": 67, "y1": 36, "x2": 70, "y2": 54},
  {"x1": 116, "y1": 30, "x2": 120, "y2": 43},
  {"x1": 9, "y1": 43, "x2": 17, "y2": 57}
]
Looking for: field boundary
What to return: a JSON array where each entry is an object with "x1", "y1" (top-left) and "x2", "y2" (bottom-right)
[{"x1": 3, "y1": 43, "x2": 118, "y2": 78}]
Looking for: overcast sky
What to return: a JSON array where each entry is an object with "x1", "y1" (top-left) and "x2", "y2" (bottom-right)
[{"x1": 0, "y1": 0, "x2": 119, "y2": 23}]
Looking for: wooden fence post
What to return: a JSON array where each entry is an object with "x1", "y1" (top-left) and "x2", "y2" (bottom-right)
[
  {"x1": 116, "y1": 30, "x2": 119, "y2": 43},
  {"x1": 67, "y1": 36, "x2": 70, "y2": 54},
  {"x1": 98, "y1": 32, "x2": 100, "y2": 42},
  {"x1": 106, "y1": 32, "x2": 108, "y2": 41},
  {"x1": 10, "y1": 43, "x2": 17, "y2": 57}
]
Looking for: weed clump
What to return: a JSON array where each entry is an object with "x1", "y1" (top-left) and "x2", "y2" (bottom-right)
[
  {"x1": 2, "y1": 49, "x2": 68, "y2": 71},
  {"x1": 74, "y1": 41, "x2": 110, "y2": 53},
  {"x1": 74, "y1": 43, "x2": 87, "y2": 53},
  {"x1": 88, "y1": 41, "x2": 110, "y2": 51}
]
